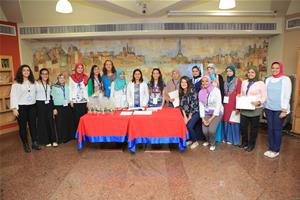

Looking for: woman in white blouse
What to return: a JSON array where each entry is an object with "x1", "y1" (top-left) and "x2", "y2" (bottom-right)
[
  {"x1": 110, "y1": 69, "x2": 128, "y2": 108},
  {"x1": 69, "y1": 63, "x2": 89, "y2": 137},
  {"x1": 126, "y1": 69, "x2": 149, "y2": 108},
  {"x1": 10, "y1": 65, "x2": 41, "y2": 153},
  {"x1": 36, "y1": 68, "x2": 57, "y2": 147},
  {"x1": 198, "y1": 76, "x2": 223, "y2": 151}
]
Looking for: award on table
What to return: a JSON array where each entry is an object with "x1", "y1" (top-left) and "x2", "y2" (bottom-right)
[
  {"x1": 236, "y1": 96, "x2": 256, "y2": 110},
  {"x1": 168, "y1": 90, "x2": 180, "y2": 107}
]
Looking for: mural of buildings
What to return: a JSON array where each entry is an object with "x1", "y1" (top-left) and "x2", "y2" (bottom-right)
[{"x1": 30, "y1": 37, "x2": 268, "y2": 82}]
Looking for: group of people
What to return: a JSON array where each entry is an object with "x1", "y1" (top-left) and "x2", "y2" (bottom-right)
[{"x1": 10, "y1": 59, "x2": 291, "y2": 159}]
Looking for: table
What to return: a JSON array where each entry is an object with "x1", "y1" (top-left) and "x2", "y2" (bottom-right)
[{"x1": 76, "y1": 108, "x2": 189, "y2": 152}]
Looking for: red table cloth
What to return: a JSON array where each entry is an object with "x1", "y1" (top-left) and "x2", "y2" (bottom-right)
[{"x1": 76, "y1": 108, "x2": 189, "y2": 152}]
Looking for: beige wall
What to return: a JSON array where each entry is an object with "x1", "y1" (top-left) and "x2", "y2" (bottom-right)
[{"x1": 0, "y1": 6, "x2": 7, "y2": 21}]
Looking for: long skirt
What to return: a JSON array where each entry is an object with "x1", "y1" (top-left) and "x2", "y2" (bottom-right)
[
  {"x1": 73, "y1": 103, "x2": 87, "y2": 137},
  {"x1": 36, "y1": 101, "x2": 56, "y2": 145},
  {"x1": 54, "y1": 105, "x2": 75, "y2": 143},
  {"x1": 222, "y1": 122, "x2": 240, "y2": 145}
]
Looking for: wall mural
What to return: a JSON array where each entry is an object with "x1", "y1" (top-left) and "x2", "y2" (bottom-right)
[{"x1": 30, "y1": 37, "x2": 268, "y2": 83}]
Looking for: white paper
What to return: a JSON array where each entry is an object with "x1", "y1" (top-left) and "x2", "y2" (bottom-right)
[
  {"x1": 223, "y1": 96, "x2": 229, "y2": 104},
  {"x1": 236, "y1": 96, "x2": 256, "y2": 110},
  {"x1": 133, "y1": 110, "x2": 153, "y2": 115},
  {"x1": 147, "y1": 107, "x2": 162, "y2": 112},
  {"x1": 168, "y1": 90, "x2": 180, "y2": 107},
  {"x1": 120, "y1": 111, "x2": 133, "y2": 116},
  {"x1": 229, "y1": 111, "x2": 240, "y2": 123}
]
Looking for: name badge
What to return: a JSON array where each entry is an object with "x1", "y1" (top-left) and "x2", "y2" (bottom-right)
[
  {"x1": 223, "y1": 96, "x2": 229, "y2": 104},
  {"x1": 45, "y1": 100, "x2": 50, "y2": 104},
  {"x1": 63, "y1": 100, "x2": 68, "y2": 107},
  {"x1": 153, "y1": 97, "x2": 158, "y2": 105}
]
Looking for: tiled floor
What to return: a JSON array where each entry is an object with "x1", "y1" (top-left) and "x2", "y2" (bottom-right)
[{"x1": 0, "y1": 131, "x2": 299, "y2": 200}]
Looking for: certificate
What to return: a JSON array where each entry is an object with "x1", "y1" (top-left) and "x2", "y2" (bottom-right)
[
  {"x1": 168, "y1": 90, "x2": 180, "y2": 107},
  {"x1": 229, "y1": 111, "x2": 240, "y2": 123},
  {"x1": 236, "y1": 96, "x2": 256, "y2": 110}
]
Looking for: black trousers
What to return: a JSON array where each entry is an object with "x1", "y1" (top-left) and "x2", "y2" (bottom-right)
[
  {"x1": 73, "y1": 103, "x2": 87, "y2": 138},
  {"x1": 17, "y1": 104, "x2": 37, "y2": 144},
  {"x1": 36, "y1": 101, "x2": 56, "y2": 144},
  {"x1": 240, "y1": 114, "x2": 260, "y2": 148}
]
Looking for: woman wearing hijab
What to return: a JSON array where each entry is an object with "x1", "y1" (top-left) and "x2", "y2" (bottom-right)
[
  {"x1": 69, "y1": 63, "x2": 88, "y2": 136},
  {"x1": 110, "y1": 69, "x2": 127, "y2": 108},
  {"x1": 165, "y1": 69, "x2": 181, "y2": 107},
  {"x1": 192, "y1": 66, "x2": 202, "y2": 93},
  {"x1": 239, "y1": 66, "x2": 267, "y2": 152},
  {"x1": 199, "y1": 76, "x2": 223, "y2": 151},
  {"x1": 264, "y1": 61, "x2": 291, "y2": 158},
  {"x1": 222, "y1": 66, "x2": 242, "y2": 145},
  {"x1": 207, "y1": 63, "x2": 225, "y2": 101},
  {"x1": 51, "y1": 73, "x2": 75, "y2": 143}
]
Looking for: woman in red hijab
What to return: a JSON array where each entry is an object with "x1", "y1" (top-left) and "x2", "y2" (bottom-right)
[
  {"x1": 69, "y1": 63, "x2": 89, "y2": 138},
  {"x1": 264, "y1": 61, "x2": 292, "y2": 158}
]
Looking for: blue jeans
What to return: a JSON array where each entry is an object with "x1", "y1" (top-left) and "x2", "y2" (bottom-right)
[
  {"x1": 265, "y1": 109, "x2": 284, "y2": 152},
  {"x1": 186, "y1": 112, "x2": 201, "y2": 142}
]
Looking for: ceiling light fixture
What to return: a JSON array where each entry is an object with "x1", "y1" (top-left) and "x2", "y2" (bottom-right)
[
  {"x1": 219, "y1": 0, "x2": 236, "y2": 10},
  {"x1": 167, "y1": 10, "x2": 277, "y2": 17},
  {"x1": 56, "y1": 0, "x2": 73, "y2": 14}
]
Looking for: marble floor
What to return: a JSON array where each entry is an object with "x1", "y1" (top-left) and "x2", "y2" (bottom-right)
[{"x1": 0, "y1": 131, "x2": 299, "y2": 200}]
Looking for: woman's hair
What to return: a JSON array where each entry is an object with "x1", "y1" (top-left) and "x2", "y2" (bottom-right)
[
  {"x1": 15, "y1": 64, "x2": 35, "y2": 84},
  {"x1": 102, "y1": 60, "x2": 116, "y2": 75},
  {"x1": 149, "y1": 68, "x2": 164, "y2": 92},
  {"x1": 131, "y1": 68, "x2": 144, "y2": 83},
  {"x1": 179, "y1": 76, "x2": 192, "y2": 97},
  {"x1": 38, "y1": 68, "x2": 50, "y2": 84}
]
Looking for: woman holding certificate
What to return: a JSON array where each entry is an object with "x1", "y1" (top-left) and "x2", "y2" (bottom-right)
[
  {"x1": 264, "y1": 61, "x2": 291, "y2": 158},
  {"x1": 239, "y1": 66, "x2": 267, "y2": 152},
  {"x1": 199, "y1": 76, "x2": 223, "y2": 151},
  {"x1": 222, "y1": 66, "x2": 242, "y2": 145}
]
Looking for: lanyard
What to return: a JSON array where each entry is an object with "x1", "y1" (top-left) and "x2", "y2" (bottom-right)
[
  {"x1": 41, "y1": 82, "x2": 48, "y2": 101},
  {"x1": 95, "y1": 78, "x2": 101, "y2": 89},
  {"x1": 60, "y1": 86, "x2": 66, "y2": 99},
  {"x1": 246, "y1": 81, "x2": 254, "y2": 95},
  {"x1": 226, "y1": 81, "x2": 234, "y2": 94},
  {"x1": 205, "y1": 91, "x2": 211, "y2": 107},
  {"x1": 172, "y1": 80, "x2": 178, "y2": 90}
]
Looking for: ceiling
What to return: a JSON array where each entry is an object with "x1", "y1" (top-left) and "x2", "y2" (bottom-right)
[{"x1": 0, "y1": 0, "x2": 299, "y2": 24}]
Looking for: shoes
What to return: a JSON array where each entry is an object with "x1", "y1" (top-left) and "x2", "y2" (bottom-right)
[
  {"x1": 202, "y1": 142, "x2": 209, "y2": 147},
  {"x1": 32, "y1": 141, "x2": 41, "y2": 150},
  {"x1": 239, "y1": 143, "x2": 248, "y2": 149},
  {"x1": 46, "y1": 143, "x2": 52, "y2": 147},
  {"x1": 264, "y1": 150, "x2": 272, "y2": 157},
  {"x1": 186, "y1": 141, "x2": 193, "y2": 146},
  {"x1": 266, "y1": 151, "x2": 280, "y2": 158},
  {"x1": 52, "y1": 142, "x2": 58, "y2": 147},
  {"x1": 209, "y1": 146, "x2": 216, "y2": 151},
  {"x1": 190, "y1": 142, "x2": 199, "y2": 149},
  {"x1": 246, "y1": 146, "x2": 254, "y2": 152},
  {"x1": 227, "y1": 142, "x2": 232, "y2": 145},
  {"x1": 23, "y1": 143, "x2": 31, "y2": 153}
]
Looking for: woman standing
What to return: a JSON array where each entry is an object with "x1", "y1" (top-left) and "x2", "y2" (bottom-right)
[
  {"x1": 87, "y1": 65, "x2": 103, "y2": 98},
  {"x1": 36, "y1": 68, "x2": 57, "y2": 147},
  {"x1": 222, "y1": 66, "x2": 242, "y2": 145},
  {"x1": 264, "y1": 61, "x2": 291, "y2": 158},
  {"x1": 239, "y1": 66, "x2": 267, "y2": 152},
  {"x1": 126, "y1": 69, "x2": 149, "y2": 108},
  {"x1": 148, "y1": 68, "x2": 165, "y2": 107},
  {"x1": 191, "y1": 65, "x2": 202, "y2": 93},
  {"x1": 207, "y1": 63, "x2": 224, "y2": 100},
  {"x1": 69, "y1": 63, "x2": 88, "y2": 136},
  {"x1": 110, "y1": 69, "x2": 127, "y2": 108},
  {"x1": 179, "y1": 76, "x2": 201, "y2": 149},
  {"x1": 165, "y1": 69, "x2": 181, "y2": 107},
  {"x1": 199, "y1": 76, "x2": 223, "y2": 151},
  {"x1": 51, "y1": 73, "x2": 75, "y2": 144},
  {"x1": 102, "y1": 60, "x2": 116, "y2": 97},
  {"x1": 10, "y1": 65, "x2": 41, "y2": 152}
]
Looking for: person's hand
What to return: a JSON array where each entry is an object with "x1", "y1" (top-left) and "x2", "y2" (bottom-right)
[
  {"x1": 279, "y1": 111, "x2": 287, "y2": 119},
  {"x1": 70, "y1": 101, "x2": 74, "y2": 108},
  {"x1": 184, "y1": 116, "x2": 188, "y2": 124},
  {"x1": 235, "y1": 109, "x2": 240, "y2": 115},
  {"x1": 13, "y1": 108, "x2": 19, "y2": 117},
  {"x1": 169, "y1": 98, "x2": 175, "y2": 102},
  {"x1": 251, "y1": 101, "x2": 261, "y2": 107},
  {"x1": 203, "y1": 119, "x2": 209, "y2": 126},
  {"x1": 53, "y1": 109, "x2": 58, "y2": 116}
]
